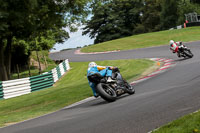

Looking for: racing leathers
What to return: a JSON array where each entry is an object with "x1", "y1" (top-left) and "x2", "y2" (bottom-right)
[
  {"x1": 170, "y1": 41, "x2": 185, "y2": 57},
  {"x1": 87, "y1": 65, "x2": 113, "y2": 97}
]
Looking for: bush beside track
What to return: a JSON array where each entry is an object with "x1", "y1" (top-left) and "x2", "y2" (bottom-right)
[
  {"x1": 81, "y1": 27, "x2": 200, "y2": 53},
  {"x1": 0, "y1": 59, "x2": 153, "y2": 127}
]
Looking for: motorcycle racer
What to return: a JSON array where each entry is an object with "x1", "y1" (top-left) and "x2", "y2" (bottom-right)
[
  {"x1": 169, "y1": 40, "x2": 186, "y2": 57},
  {"x1": 87, "y1": 62, "x2": 115, "y2": 97}
]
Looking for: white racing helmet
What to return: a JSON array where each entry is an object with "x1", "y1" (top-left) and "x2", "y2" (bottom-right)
[
  {"x1": 169, "y1": 40, "x2": 174, "y2": 45},
  {"x1": 88, "y1": 62, "x2": 97, "y2": 68}
]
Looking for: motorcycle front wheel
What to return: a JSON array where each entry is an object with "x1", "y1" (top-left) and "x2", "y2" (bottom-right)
[
  {"x1": 183, "y1": 49, "x2": 193, "y2": 58},
  {"x1": 96, "y1": 83, "x2": 117, "y2": 102},
  {"x1": 124, "y1": 82, "x2": 135, "y2": 95}
]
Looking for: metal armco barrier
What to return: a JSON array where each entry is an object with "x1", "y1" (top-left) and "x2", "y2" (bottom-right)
[
  {"x1": 62, "y1": 61, "x2": 67, "y2": 72},
  {"x1": 0, "y1": 59, "x2": 70, "y2": 100},
  {"x1": 0, "y1": 81, "x2": 3, "y2": 99},
  {"x1": 30, "y1": 72, "x2": 54, "y2": 92},
  {"x1": 52, "y1": 68, "x2": 59, "y2": 82},
  {"x1": 56, "y1": 66, "x2": 62, "y2": 79},
  {"x1": 65, "y1": 59, "x2": 70, "y2": 70},
  {"x1": 2, "y1": 78, "x2": 31, "y2": 99}
]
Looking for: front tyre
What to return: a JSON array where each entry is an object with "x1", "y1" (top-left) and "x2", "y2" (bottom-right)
[
  {"x1": 96, "y1": 83, "x2": 117, "y2": 102},
  {"x1": 183, "y1": 49, "x2": 193, "y2": 58},
  {"x1": 124, "y1": 82, "x2": 135, "y2": 95}
]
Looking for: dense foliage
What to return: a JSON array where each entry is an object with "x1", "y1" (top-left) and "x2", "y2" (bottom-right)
[
  {"x1": 83, "y1": 0, "x2": 200, "y2": 43},
  {"x1": 83, "y1": 0, "x2": 143, "y2": 43},
  {"x1": 0, "y1": 0, "x2": 90, "y2": 81},
  {"x1": 139, "y1": 0, "x2": 162, "y2": 32}
]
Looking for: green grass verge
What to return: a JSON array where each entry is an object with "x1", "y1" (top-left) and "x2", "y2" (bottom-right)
[
  {"x1": 0, "y1": 59, "x2": 153, "y2": 127},
  {"x1": 81, "y1": 27, "x2": 200, "y2": 53},
  {"x1": 152, "y1": 111, "x2": 200, "y2": 133}
]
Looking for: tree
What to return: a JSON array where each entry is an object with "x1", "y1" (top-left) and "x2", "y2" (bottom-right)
[
  {"x1": 140, "y1": 0, "x2": 162, "y2": 32},
  {"x1": 177, "y1": 1, "x2": 200, "y2": 25},
  {"x1": 11, "y1": 39, "x2": 31, "y2": 75},
  {"x1": 83, "y1": 0, "x2": 143, "y2": 44},
  {"x1": 190, "y1": 0, "x2": 200, "y2": 4},
  {"x1": 0, "y1": 0, "x2": 90, "y2": 81},
  {"x1": 28, "y1": 30, "x2": 60, "y2": 74},
  {"x1": 160, "y1": 0, "x2": 181, "y2": 30}
]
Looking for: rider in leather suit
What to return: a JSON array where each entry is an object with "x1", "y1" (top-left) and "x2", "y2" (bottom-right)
[
  {"x1": 87, "y1": 62, "x2": 115, "y2": 97},
  {"x1": 169, "y1": 40, "x2": 185, "y2": 57}
]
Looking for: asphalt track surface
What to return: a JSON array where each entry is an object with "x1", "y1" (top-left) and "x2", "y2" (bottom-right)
[{"x1": 1, "y1": 41, "x2": 200, "y2": 133}]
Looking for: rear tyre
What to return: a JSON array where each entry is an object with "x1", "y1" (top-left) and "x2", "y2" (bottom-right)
[{"x1": 96, "y1": 83, "x2": 117, "y2": 102}]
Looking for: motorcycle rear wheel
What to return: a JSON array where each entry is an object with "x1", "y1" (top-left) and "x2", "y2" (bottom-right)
[{"x1": 96, "y1": 83, "x2": 117, "y2": 102}]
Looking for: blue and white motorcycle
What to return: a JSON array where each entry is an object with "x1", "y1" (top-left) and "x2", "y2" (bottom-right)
[{"x1": 88, "y1": 68, "x2": 135, "y2": 102}]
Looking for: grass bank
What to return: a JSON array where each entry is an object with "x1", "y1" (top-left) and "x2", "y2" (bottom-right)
[
  {"x1": 152, "y1": 111, "x2": 200, "y2": 133},
  {"x1": 0, "y1": 59, "x2": 154, "y2": 127},
  {"x1": 81, "y1": 27, "x2": 200, "y2": 53}
]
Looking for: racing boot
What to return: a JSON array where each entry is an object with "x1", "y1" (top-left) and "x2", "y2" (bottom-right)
[
  {"x1": 94, "y1": 92, "x2": 99, "y2": 98},
  {"x1": 107, "y1": 77, "x2": 116, "y2": 83}
]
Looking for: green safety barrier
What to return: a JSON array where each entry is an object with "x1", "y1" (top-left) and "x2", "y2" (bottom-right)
[
  {"x1": 0, "y1": 81, "x2": 3, "y2": 99},
  {"x1": 30, "y1": 72, "x2": 54, "y2": 92},
  {"x1": 0, "y1": 59, "x2": 70, "y2": 100},
  {"x1": 30, "y1": 72, "x2": 52, "y2": 79},
  {"x1": 31, "y1": 78, "x2": 53, "y2": 88},
  {"x1": 30, "y1": 75, "x2": 53, "y2": 82},
  {"x1": 56, "y1": 66, "x2": 61, "y2": 79},
  {"x1": 62, "y1": 62, "x2": 67, "y2": 72}
]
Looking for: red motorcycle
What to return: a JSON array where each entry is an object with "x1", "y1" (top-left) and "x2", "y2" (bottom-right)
[{"x1": 170, "y1": 44, "x2": 193, "y2": 58}]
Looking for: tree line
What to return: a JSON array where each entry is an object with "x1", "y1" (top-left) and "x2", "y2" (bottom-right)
[
  {"x1": 83, "y1": 0, "x2": 200, "y2": 44},
  {"x1": 0, "y1": 0, "x2": 90, "y2": 81}
]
